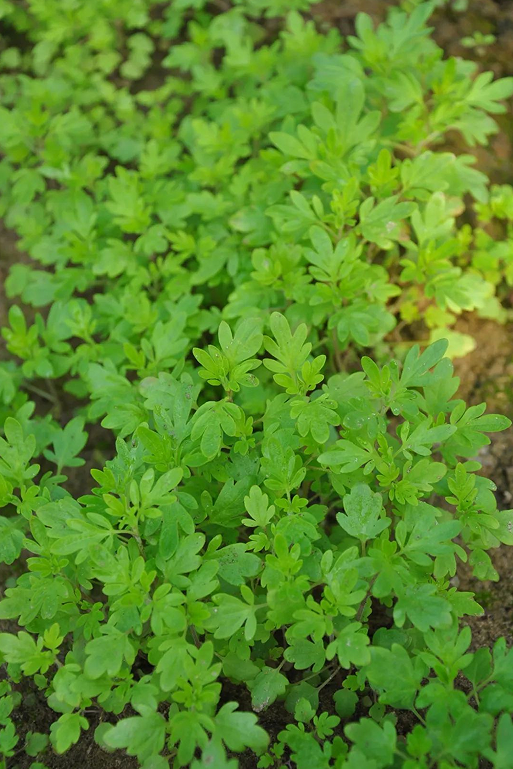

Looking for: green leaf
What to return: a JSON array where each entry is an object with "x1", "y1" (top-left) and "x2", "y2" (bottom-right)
[
  {"x1": 400, "y1": 340, "x2": 449, "y2": 389},
  {"x1": 466, "y1": 73, "x2": 513, "y2": 113},
  {"x1": 345, "y1": 719, "x2": 396, "y2": 767},
  {"x1": 333, "y1": 689, "x2": 358, "y2": 719},
  {"x1": 284, "y1": 638, "x2": 326, "y2": 672},
  {"x1": 394, "y1": 584, "x2": 452, "y2": 632},
  {"x1": 24, "y1": 731, "x2": 48, "y2": 757},
  {"x1": 366, "y1": 644, "x2": 425, "y2": 708},
  {"x1": 0, "y1": 632, "x2": 54, "y2": 675},
  {"x1": 242, "y1": 486, "x2": 275, "y2": 529},
  {"x1": 43, "y1": 417, "x2": 87, "y2": 470},
  {"x1": 212, "y1": 594, "x2": 257, "y2": 641},
  {"x1": 104, "y1": 713, "x2": 166, "y2": 762},
  {"x1": 290, "y1": 395, "x2": 340, "y2": 444},
  {"x1": 318, "y1": 440, "x2": 374, "y2": 473},
  {"x1": 168, "y1": 710, "x2": 212, "y2": 766},
  {"x1": 214, "y1": 544, "x2": 261, "y2": 586},
  {"x1": 249, "y1": 667, "x2": 288, "y2": 713},
  {"x1": 337, "y1": 484, "x2": 389, "y2": 541},
  {"x1": 156, "y1": 640, "x2": 193, "y2": 692},
  {"x1": 327, "y1": 623, "x2": 370, "y2": 669},
  {"x1": 270, "y1": 131, "x2": 316, "y2": 160},
  {"x1": 50, "y1": 713, "x2": 89, "y2": 754},
  {"x1": 84, "y1": 629, "x2": 136, "y2": 679},
  {"x1": 494, "y1": 510, "x2": 513, "y2": 545},
  {"x1": 358, "y1": 196, "x2": 415, "y2": 249},
  {"x1": 484, "y1": 714, "x2": 513, "y2": 768},
  {"x1": 214, "y1": 702, "x2": 269, "y2": 754},
  {"x1": 192, "y1": 738, "x2": 237, "y2": 769},
  {"x1": 0, "y1": 519, "x2": 24, "y2": 565}
]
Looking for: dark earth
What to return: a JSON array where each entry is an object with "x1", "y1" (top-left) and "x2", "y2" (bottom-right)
[{"x1": 2, "y1": 0, "x2": 513, "y2": 767}]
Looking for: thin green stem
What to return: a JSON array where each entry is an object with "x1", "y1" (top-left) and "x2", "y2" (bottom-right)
[{"x1": 317, "y1": 665, "x2": 340, "y2": 692}]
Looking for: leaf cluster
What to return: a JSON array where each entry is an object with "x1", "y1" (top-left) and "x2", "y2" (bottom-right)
[{"x1": 0, "y1": 1, "x2": 513, "y2": 768}]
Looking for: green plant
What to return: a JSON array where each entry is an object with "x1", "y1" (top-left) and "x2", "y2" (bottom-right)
[
  {"x1": 0, "y1": 0, "x2": 513, "y2": 385},
  {"x1": 1, "y1": 1, "x2": 513, "y2": 767},
  {"x1": 1, "y1": 323, "x2": 513, "y2": 768},
  {"x1": 461, "y1": 31, "x2": 496, "y2": 52}
]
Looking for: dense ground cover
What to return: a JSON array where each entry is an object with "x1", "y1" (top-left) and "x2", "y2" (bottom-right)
[{"x1": 2, "y1": 0, "x2": 513, "y2": 767}]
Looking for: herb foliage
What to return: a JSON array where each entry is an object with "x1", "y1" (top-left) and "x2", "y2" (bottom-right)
[{"x1": 1, "y1": 0, "x2": 513, "y2": 767}]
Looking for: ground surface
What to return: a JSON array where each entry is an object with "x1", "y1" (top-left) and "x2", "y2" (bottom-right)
[{"x1": 2, "y1": 1, "x2": 513, "y2": 767}]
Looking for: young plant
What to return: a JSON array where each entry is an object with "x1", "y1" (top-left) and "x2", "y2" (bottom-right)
[
  {"x1": 0, "y1": 1, "x2": 512, "y2": 768},
  {"x1": 1, "y1": 318, "x2": 513, "y2": 767}
]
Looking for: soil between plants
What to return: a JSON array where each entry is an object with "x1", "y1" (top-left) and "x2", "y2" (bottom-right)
[{"x1": 2, "y1": 1, "x2": 513, "y2": 767}]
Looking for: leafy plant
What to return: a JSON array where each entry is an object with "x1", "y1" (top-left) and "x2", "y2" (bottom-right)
[
  {"x1": 0, "y1": 1, "x2": 513, "y2": 768},
  {"x1": 461, "y1": 31, "x2": 496, "y2": 51}
]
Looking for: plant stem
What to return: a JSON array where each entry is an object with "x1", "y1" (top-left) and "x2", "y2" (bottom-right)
[
  {"x1": 331, "y1": 329, "x2": 344, "y2": 371},
  {"x1": 356, "y1": 575, "x2": 377, "y2": 622},
  {"x1": 317, "y1": 665, "x2": 340, "y2": 692}
]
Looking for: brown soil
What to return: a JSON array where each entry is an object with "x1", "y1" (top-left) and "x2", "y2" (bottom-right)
[
  {"x1": 313, "y1": 0, "x2": 395, "y2": 29},
  {"x1": 432, "y1": 0, "x2": 513, "y2": 185},
  {"x1": 9, "y1": 683, "x2": 139, "y2": 769},
  {"x1": 449, "y1": 318, "x2": 513, "y2": 650}
]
